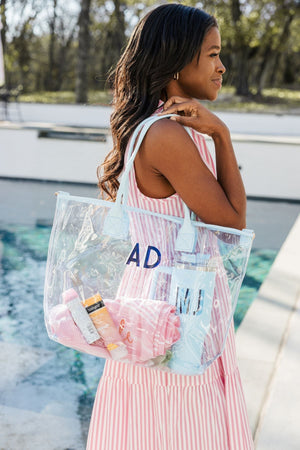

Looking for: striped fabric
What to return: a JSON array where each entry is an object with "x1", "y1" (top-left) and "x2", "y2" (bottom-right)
[{"x1": 86, "y1": 117, "x2": 254, "y2": 450}]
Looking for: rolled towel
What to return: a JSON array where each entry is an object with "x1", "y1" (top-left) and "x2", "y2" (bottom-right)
[
  {"x1": 48, "y1": 294, "x2": 180, "y2": 365},
  {"x1": 48, "y1": 304, "x2": 110, "y2": 359},
  {"x1": 105, "y1": 298, "x2": 180, "y2": 364}
]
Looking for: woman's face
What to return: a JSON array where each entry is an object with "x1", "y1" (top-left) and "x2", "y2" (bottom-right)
[{"x1": 168, "y1": 27, "x2": 226, "y2": 101}]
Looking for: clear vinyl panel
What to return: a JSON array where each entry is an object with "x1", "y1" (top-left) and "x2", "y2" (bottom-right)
[{"x1": 44, "y1": 193, "x2": 254, "y2": 375}]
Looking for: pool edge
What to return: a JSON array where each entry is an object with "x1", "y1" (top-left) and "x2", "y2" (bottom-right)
[{"x1": 236, "y1": 213, "x2": 300, "y2": 448}]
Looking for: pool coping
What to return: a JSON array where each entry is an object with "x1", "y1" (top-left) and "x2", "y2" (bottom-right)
[
  {"x1": 236, "y1": 213, "x2": 300, "y2": 448},
  {"x1": 1, "y1": 121, "x2": 300, "y2": 145}
]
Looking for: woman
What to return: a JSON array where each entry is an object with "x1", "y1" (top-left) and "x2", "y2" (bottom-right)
[{"x1": 87, "y1": 4, "x2": 253, "y2": 449}]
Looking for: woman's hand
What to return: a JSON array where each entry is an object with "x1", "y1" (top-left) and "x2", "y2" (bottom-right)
[
  {"x1": 154, "y1": 95, "x2": 246, "y2": 229},
  {"x1": 159, "y1": 96, "x2": 227, "y2": 139}
]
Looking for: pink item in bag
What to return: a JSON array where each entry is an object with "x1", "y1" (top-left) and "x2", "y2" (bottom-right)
[
  {"x1": 105, "y1": 298, "x2": 180, "y2": 363},
  {"x1": 48, "y1": 304, "x2": 110, "y2": 359},
  {"x1": 48, "y1": 293, "x2": 180, "y2": 364}
]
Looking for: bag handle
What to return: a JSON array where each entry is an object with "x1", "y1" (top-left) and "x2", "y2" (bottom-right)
[
  {"x1": 118, "y1": 114, "x2": 194, "y2": 206},
  {"x1": 103, "y1": 114, "x2": 197, "y2": 252}
]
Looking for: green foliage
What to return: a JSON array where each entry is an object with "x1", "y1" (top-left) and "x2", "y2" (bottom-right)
[{"x1": 1, "y1": 0, "x2": 300, "y2": 97}]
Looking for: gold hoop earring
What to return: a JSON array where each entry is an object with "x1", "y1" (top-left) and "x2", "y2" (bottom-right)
[{"x1": 173, "y1": 72, "x2": 179, "y2": 81}]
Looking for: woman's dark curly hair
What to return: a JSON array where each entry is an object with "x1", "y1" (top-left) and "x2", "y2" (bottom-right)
[{"x1": 98, "y1": 3, "x2": 217, "y2": 200}]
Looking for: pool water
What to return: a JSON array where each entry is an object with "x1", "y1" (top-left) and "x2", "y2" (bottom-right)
[
  {"x1": 0, "y1": 224, "x2": 277, "y2": 444},
  {"x1": 234, "y1": 248, "x2": 278, "y2": 329}
]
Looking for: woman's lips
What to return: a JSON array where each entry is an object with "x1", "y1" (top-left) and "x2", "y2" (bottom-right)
[{"x1": 212, "y1": 79, "x2": 222, "y2": 88}]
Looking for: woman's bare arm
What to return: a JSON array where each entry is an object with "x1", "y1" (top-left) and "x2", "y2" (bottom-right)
[{"x1": 135, "y1": 97, "x2": 246, "y2": 229}]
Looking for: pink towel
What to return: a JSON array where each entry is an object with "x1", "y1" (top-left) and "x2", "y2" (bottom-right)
[
  {"x1": 49, "y1": 297, "x2": 180, "y2": 364},
  {"x1": 105, "y1": 298, "x2": 180, "y2": 363},
  {"x1": 48, "y1": 304, "x2": 110, "y2": 358}
]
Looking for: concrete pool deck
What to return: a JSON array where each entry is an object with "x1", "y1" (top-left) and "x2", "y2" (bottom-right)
[{"x1": 237, "y1": 213, "x2": 300, "y2": 449}]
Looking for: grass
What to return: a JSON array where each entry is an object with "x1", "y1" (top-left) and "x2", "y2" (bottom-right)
[
  {"x1": 206, "y1": 87, "x2": 300, "y2": 114},
  {"x1": 19, "y1": 87, "x2": 300, "y2": 114},
  {"x1": 19, "y1": 90, "x2": 113, "y2": 106}
]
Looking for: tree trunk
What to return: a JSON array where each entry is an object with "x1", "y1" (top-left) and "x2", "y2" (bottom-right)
[
  {"x1": 57, "y1": 25, "x2": 75, "y2": 91},
  {"x1": 269, "y1": 10, "x2": 295, "y2": 87},
  {"x1": 0, "y1": 0, "x2": 7, "y2": 86},
  {"x1": 256, "y1": 8, "x2": 296, "y2": 92},
  {"x1": 0, "y1": 0, "x2": 7, "y2": 52},
  {"x1": 45, "y1": 0, "x2": 57, "y2": 91},
  {"x1": 75, "y1": 0, "x2": 91, "y2": 104},
  {"x1": 235, "y1": 47, "x2": 250, "y2": 96},
  {"x1": 230, "y1": 0, "x2": 251, "y2": 96},
  {"x1": 96, "y1": 0, "x2": 126, "y2": 89},
  {"x1": 113, "y1": 0, "x2": 126, "y2": 53},
  {"x1": 255, "y1": 44, "x2": 272, "y2": 97}
]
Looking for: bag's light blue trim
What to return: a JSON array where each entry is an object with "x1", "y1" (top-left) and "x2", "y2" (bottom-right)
[{"x1": 56, "y1": 191, "x2": 254, "y2": 239}]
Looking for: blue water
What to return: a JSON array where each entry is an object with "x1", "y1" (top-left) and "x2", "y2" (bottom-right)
[
  {"x1": 234, "y1": 248, "x2": 278, "y2": 329},
  {"x1": 0, "y1": 223, "x2": 277, "y2": 441}
]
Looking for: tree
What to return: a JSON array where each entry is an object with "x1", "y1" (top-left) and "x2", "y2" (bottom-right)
[
  {"x1": 11, "y1": 15, "x2": 36, "y2": 91},
  {"x1": 44, "y1": 0, "x2": 58, "y2": 91},
  {"x1": 196, "y1": 0, "x2": 299, "y2": 96},
  {"x1": 96, "y1": 0, "x2": 126, "y2": 89},
  {"x1": 1, "y1": 0, "x2": 299, "y2": 97},
  {"x1": 56, "y1": 20, "x2": 77, "y2": 91},
  {"x1": 267, "y1": 5, "x2": 297, "y2": 87},
  {"x1": 0, "y1": 0, "x2": 7, "y2": 52},
  {"x1": 75, "y1": 0, "x2": 91, "y2": 104}
]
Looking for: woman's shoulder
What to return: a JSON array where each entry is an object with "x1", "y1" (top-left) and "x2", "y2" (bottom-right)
[
  {"x1": 137, "y1": 117, "x2": 207, "y2": 182},
  {"x1": 146, "y1": 116, "x2": 207, "y2": 145},
  {"x1": 139, "y1": 116, "x2": 215, "y2": 178},
  {"x1": 142, "y1": 117, "x2": 199, "y2": 154},
  {"x1": 147, "y1": 116, "x2": 190, "y2": 137}
]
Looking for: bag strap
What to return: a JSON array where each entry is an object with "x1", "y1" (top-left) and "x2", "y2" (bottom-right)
[
  {"x1": 117, "y1": 114, "x2": 193, "y2": 208},
  {"x1": 104, "y1": 114, "x2": 197, "y2": 252},
  {"x1": 126, "y1": 114, "x2": 194, "y2": 162}
]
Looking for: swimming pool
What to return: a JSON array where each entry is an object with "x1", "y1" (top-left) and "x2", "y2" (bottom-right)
[{"x1": 0, "y1": 221, "x2": 277, "y2": 446}]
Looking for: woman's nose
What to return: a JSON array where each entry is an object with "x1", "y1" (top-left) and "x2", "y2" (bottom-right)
[{"x1": 217, "y1": 60, "x2": 226, "y2": 74}]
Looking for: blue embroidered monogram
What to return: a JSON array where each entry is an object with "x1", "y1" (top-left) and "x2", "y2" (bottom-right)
[{"x1": 126, "y1": 244, "x2": 161, "y2": 269}]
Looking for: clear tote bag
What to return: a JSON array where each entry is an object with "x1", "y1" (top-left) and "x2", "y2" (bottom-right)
[{"x1": 44, "y1": 115, "x2": 254, "y2": 375}]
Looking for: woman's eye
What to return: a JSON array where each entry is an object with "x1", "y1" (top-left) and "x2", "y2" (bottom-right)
[{"x1": 209, "y1": 53, "x2": 219, "y2": 58}]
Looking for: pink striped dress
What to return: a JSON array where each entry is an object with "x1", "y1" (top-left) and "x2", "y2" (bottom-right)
[{"x1": 86, "y1": 116, "x2": 254, "y2": 450}]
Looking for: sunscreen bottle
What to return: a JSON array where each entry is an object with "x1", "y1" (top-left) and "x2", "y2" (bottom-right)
[
  {"x1": 82, "y1": 294, "x2": 128, "y2": 360},
  {"x1": 62, "y1": 289, "x2": 100, "y2": 344}
]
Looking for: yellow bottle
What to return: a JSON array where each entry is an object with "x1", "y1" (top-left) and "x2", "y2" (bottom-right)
[{"x1": 82, "y1": 294, "x2": 128, "y2": 360}]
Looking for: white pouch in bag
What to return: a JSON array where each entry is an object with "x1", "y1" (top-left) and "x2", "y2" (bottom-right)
[{"x1": 44, "y1": 114, "x2": 254, "y2": 375}]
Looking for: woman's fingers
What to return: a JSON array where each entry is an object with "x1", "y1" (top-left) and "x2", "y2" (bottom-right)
[
  {"x1": 163, "y1": 96, "x2": 189, "y2": 109},
  {"x1": 170, "y1": 115, "x2": 199, "y2": 128},
  {"x1": 158, "y1": 97, "x2": 224, "y2": 135},
  {"x1": 159, "y1": 100, "x2": 199, "y2": 117}
]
